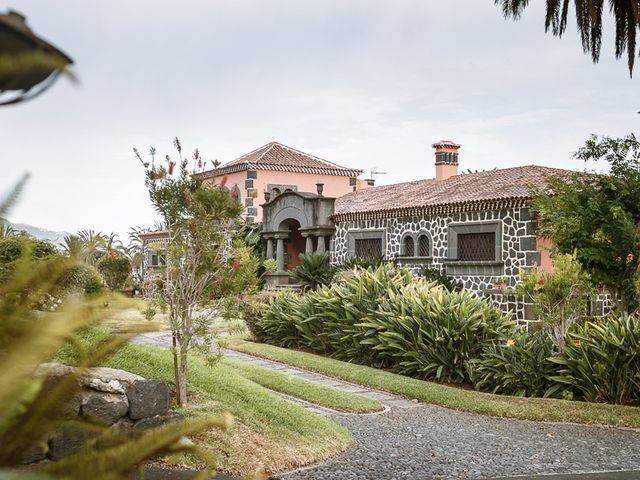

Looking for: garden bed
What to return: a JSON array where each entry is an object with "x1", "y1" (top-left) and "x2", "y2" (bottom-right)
[{"x1": 227, "y1": 339, "x2": 640, "y2": 428}]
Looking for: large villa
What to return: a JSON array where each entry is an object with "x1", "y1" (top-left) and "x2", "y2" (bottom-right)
[{"x1": 140, "y1": 139, "x2": 590, "y2": 325}]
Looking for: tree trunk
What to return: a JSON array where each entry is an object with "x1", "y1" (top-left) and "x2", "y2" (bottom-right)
[
  {"x1": 171, "y1": 330, "x2": 180, "y2": 400},
  {"x1": 178, "y1": 347, "x2": 188, "y2": 407}
]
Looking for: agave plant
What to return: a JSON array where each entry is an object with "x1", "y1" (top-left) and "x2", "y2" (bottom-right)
[{"x1": 289, "y1": 252, "x2": 336, "y2": 290}]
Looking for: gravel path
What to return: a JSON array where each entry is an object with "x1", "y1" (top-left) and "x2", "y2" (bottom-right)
[
  {"x1": 132, "y1": 333, "x2": 640, "y2": 479},
  {"x1": 280, "y1": 406, "x2": 640, "y2": 480}
]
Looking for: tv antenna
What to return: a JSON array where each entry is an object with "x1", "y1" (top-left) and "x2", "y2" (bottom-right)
[{"x1": 370, "y1": 167, "x2": 388, "y2": 181}]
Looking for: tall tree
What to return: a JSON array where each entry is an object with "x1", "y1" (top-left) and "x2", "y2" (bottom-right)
[
  {"x1": 532, "y1": 133, "x2": 640, "y2": 312},
  {"x1": 135, "y1": 138, "x2": 245, "y2": 407},
  {"x1": 495, "y1": 0, "x2": 640, "y2": 76}
]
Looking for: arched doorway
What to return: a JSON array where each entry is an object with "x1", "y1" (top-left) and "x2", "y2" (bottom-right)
[
  {"x1": 280, "y1": 219, "x2": 305, "y2": 270},
  {"x1": 261, "y1": 190, "x2": 336, "y2": 287}
]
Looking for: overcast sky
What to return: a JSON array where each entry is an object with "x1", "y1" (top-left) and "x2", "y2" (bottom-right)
[{"x1": 1, "y1": 1, "x2": 638, "y2": 240}]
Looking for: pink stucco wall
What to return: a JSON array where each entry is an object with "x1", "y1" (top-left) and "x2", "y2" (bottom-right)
[
  {"x1": 536, "y1": 236, "x2": 554, "y2": 274},
  {"x1": 203, "y1": 169, "x2": 369, "y2": 222}
]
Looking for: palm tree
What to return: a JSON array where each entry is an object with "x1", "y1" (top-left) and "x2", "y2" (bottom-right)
[
  {"x1": 76, "y1": 229, "x2": 106, "y2": 265},
  {"x1": 103, "y1": 231, "x2": 127, "y2": 256},
  {"x1": 495, "y1": 0, "x2": 640, "y2": 76},
  {"x1": 61, "y1": 234, "x2": 85, "y2": 257},
  {"x1": 0, "y1": 223, "x2": 16, "y2": 239},
  {"x1": 127, "y1": 226, "x2": 148, "y2": 281}
]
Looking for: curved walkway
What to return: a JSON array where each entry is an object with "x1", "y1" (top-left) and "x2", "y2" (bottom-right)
[{"x1": 132, "y1": 333, "x2": 640, "y2": 479}]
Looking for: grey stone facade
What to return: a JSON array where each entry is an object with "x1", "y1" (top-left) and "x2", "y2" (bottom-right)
[{"x1": 332, "y1": 207, "x2": 540, "y2": 294}]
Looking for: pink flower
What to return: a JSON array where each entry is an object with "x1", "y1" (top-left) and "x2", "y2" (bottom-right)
[
  {"x1": 233, "y1": 259, "x2": 241, "y2": 271},
  {"x1": 538, "y1": 277, "x2": 545, "y2": 286}
]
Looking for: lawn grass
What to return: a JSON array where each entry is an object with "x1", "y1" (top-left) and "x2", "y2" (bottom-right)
[
  {"x1": 222, "y1": 358, "x2": 383, "y2": 413},
  {"x1": 228, "y1": 339, "x2": 640, "y2": 429},
  {"x1": 57, "y1": 330, "x2": 351, "y2": 476},
  {"x1": 101, "y1": 305, "x2": 170, "y2": 332}
]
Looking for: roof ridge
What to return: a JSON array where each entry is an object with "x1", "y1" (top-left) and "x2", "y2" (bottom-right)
[
  {"x1": 271, "y1": 142, "x2": 353, "y2": 170},
  {"x1": 247, "y1": 141, "x2": 278, "y2": 168},
  {"x1": 224, "y1": 141, "x2": 276, "y2": 168}
]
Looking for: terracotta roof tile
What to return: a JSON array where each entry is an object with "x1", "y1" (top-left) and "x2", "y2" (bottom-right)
[
  {"x1": 334, "y1": 165, "x2": 574, "y2": 219},
  {"x1": 198, "y1": 142, "x2": 363, "y2": 178}
]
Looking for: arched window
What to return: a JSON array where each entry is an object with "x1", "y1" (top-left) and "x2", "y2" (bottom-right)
[
  {"x1": 272, "y1": 187, "x2": 281, "y2": 196},
  {"x1": 418, "y1": 235, "x2": 430, "y2": 257},
  {"x1": 403, "y1": 236, "x2": 414, "y2": 257},
  {"x1": 231, "y1": 185, "x2": 241, "y2": 203}
]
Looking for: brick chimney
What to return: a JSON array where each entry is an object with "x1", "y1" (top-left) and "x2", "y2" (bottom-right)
[{"x1": 432, "y1": 140, "x2": 460, "y2": 181}]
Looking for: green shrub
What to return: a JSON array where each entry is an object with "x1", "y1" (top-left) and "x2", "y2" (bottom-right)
[
  {"x1": 517, "y1": 253, "x2": 594, "y2": 349},
  {"x1": 0, "y1": 235, "x2": 59, "y2": 282},
  {"x1": 336, "y1": 256, "x2": 384, "y2": 271},
  {"x1": 261, "y1": 290, "x2": 309, "y2": 348},
  {"x1": 142, "y1": 303, "x2": 157, "y2": 321},
  {"x1": 361, "y1": 282, "x2": 514, "y2": 383},
  {"x1": 261, "y1": 265, "x2": 413, "y2": 361},
  {"x1": 238, "y1": 293, "x2": 274, "y2": 342},
  {"x1": 418, "y1": 266, "x2": 463, "y2": 292},
  {"x1": 260, "y1": 264, "x2": 511, "y2": 382},
  {"x1": 57, "y1": 264, "x2": 103, "y2": 295},
  {"x1": 549, "y1": 314, "x2": 640, "y2": 404},
  {"x1": 289, "y1": 252, "x2": 336, "y2": 290},
  {"x1": 97, "y1": 254, "x2": 131, "y2": 290},
  {"x1": 471, "y1": 330, "x2": 559, "y2": 397}
]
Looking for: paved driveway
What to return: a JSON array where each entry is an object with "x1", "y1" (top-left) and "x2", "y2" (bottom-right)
[{"x1": 133, "y1": 333, "x2": 640, "y2": 480}]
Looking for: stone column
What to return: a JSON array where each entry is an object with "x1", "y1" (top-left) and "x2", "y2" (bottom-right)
[
  {"x1": 276, "y1": 237, "x2": 285, "y2": 271},
  {"x1": 316, "y1": 235, "x2": 326, "y2": 254},
  {"x1": 266, "y1": 238, "x2": 274, "y2": 259},
  {"x1": 305, "y1": 235, "x2": 314, "y2": 255}
]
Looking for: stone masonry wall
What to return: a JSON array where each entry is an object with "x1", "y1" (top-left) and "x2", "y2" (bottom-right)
[
  {"x1": 21, "y1": 363, "x2": 178, "y2": 464},
  {"x1": 332, "y1": 207, "x2": 540, "y2": 293}
]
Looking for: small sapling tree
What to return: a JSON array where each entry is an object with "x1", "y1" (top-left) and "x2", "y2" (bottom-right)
[{"x1": 135, "y1": 138, "x2": 249, "y2": 406}]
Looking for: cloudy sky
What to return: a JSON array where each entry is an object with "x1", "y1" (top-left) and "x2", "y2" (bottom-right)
[{"x1": 1, "y1": 1, "x2": 638, "y2": 240}]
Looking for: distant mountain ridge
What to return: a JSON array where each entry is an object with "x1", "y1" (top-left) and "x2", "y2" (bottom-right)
[{"x1": 1, "y1": 218, "x2": 71, "y2": 246}]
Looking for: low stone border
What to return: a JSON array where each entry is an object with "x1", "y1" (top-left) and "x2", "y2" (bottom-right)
[{"x1": 21, "y1": 363, "x2": 180, "y2": 463}]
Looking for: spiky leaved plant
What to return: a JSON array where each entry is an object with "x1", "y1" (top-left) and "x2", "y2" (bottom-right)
[
  {"x1": 289, "y1": 252, "x2": 337, "y2": 290},
  {"x1": 0, "y1": 177, "x2": 231, "y2": 479}
]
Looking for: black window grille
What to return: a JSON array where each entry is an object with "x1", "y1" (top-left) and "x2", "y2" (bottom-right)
[
  {"x1": 418, "y1": 235, "x2": 430, "y2": 257},
  {"x1": 457, "y1": 233, "x2": 495, "y2": 261},
  {"x1": 150, "y1": 253, "x2": 166, "y2": 267},
  {"x1": 355, "y1": 238, "x2": 382, "y2": 259},
  {"x1": 403, "y1": 236, "x2": 414, "y2": 256}
]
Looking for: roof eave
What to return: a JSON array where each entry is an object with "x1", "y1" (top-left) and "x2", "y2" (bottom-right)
[
  {"x1": 332, "y1": 196, "x2": 531, "y2": 222},
  {"x1": 196, "y1": 163, "x2": 363, "y2": 179}
]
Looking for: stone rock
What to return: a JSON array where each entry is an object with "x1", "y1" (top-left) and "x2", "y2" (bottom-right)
[
  {"x1": 81, "y1": 390, "x2": 129, "y2": 425},
  {"x1": 19, "y1": 442, "x2": 48, "y2": 464},
  {"x1": 110, "y1": 416, "x2": 134, "y2": 432},
  {"x1": 83, "y1": 367, "x2": 145, "y2": 385},
  {"x1": 126, "y1": 379, "x2": 170, "y2": 420},
  {"x1": 35, "y1": 363, "x2": 82, "y2": 419},
  {"x1": 81, "y1": 367, "x2": 145, "y2": 395},
  {"x1": 35, "y1": 362, "x2": 76, "y2": 378},
  {"x1": 61, "y1": 392, "x2": 83, "y2": 419},
  {"x1": 48, "y1": 424, "x2": 97, "y2": 461},
  {"x1": 133, "y1": 412, "x2": 184, "y2": 430},
  {"x1": 86, "y1": 378, "x2": 127, "y2": 394}
]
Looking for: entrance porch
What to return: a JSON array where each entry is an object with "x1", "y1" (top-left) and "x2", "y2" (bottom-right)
[{"x1": 261, "y1": 189, "x2": 336, "y2": 288}]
